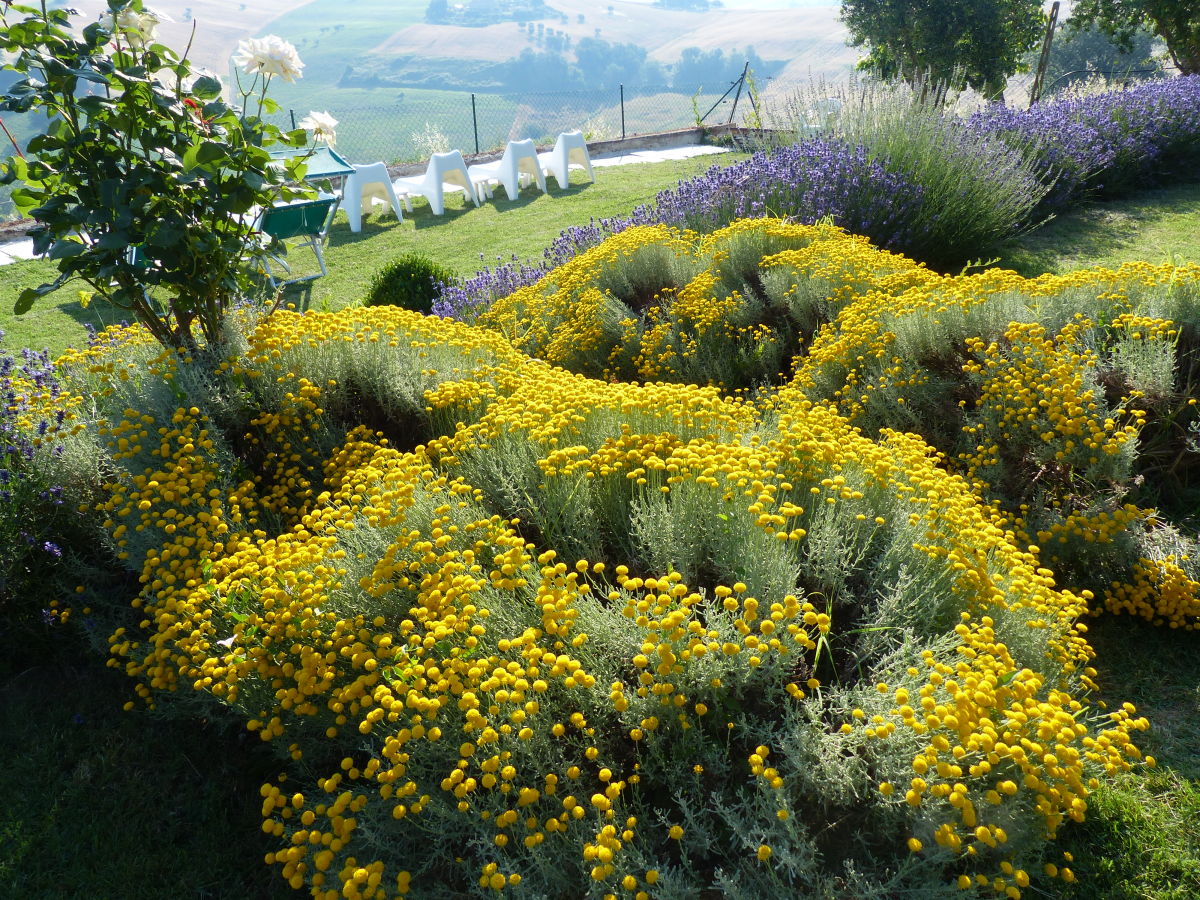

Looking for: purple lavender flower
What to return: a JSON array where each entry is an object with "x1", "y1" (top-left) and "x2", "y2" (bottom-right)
[
  {"x1": 971, "y1": 75, "x2": 1200, "y2": 212},
  {"x1": 437, "y1": 77, "x2": 1200, "y2": 318}
]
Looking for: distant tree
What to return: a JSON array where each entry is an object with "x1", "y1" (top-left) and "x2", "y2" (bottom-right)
[
  {"x1": 1041, "y1": 22, "x2": 1164, "y2": 91},
  {"x1": 426, "y1": 0, "x2": 449, "y2": 23},
  {"x1": 840, "y1": 0, "x2": 1045, "y2": 98},
  {"x1": 673, "y1": 46, "x2": 726, "y2": 88},
  {"x1": 1068, "y1": 0, "x2": 1198, "y2": 73},
  {"x1": 671, "y1": 46, "x2": 775, "y2": 89},
  {"x1": 575, "y1": 37, "x2": 650, "y2": 86},
  {"x1": 578, "y1": 13, "x2": 585, "y2": 23},
  {"x1": 505, "y1": 47, "x2": 578, "y2": 90}
]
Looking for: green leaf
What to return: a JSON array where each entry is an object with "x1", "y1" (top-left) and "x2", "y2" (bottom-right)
[
  {"x1": 95, "y1": 231, "x2": 131, "y2": 250},
  {"x1": 191, "y1": 75, "x2": 222, "y2": 100},
  {"x1": 182, "y1": 143, "x2": 201, "y2": 171},
  {"x1": 5, "y1": 156, "x2": 29, "y2": 183},
  {"x1": 195, "y1": 140, "x2": 228, "y2": 165},
  {"x1": 15, "y1": 275, "x2": 69, "y2": 315},
  {"x1": 67, "y1": 67, "x2": 109, "y2": 84},
  {"x1": 48, "y1": 238, "x2": 86, "y2": 259}
]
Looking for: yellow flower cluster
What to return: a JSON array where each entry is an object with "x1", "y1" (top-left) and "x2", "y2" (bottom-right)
[
  {"x1": 959, "y1": 318, "x2": 1141, "y2": 486},
  {"x1": 1105, "y1": 555, "x2": 1200, "y2": 629},
  {"x1": 478, "y1": 218, "x2": 860, "y2": 384},
  {"x1": 41, "y1": 225, "x2": 1200, "y2": 899}
]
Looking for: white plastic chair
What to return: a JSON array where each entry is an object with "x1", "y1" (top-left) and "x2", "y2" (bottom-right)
[
  {"x1": 343, "y1": 162, "x2": 410, "y2": 233},
  {"x1": 391, "y1": 150, "x2": 480, "y2": 216},
  {"x1": 467, "y1": 138, "x2": 547, "y2": 201},
  {"x1": 801, "y1": 98, "x2": 843, "y2": 134},
  {"x1": 537, "y1": 131, "x2": 594, "y2": 191}
]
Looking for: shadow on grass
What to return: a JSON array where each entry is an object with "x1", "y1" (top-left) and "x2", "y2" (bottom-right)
[
  {"x1": 1056, "y1": 613, "x2": 1200, "y2": 899},
  {"x1": 58, "y1": 295, "x2": 135, "y2": 338},
  {"x1": 0, "y1": 657, "x2": 295, "y2": 899},
  {"x1": 327, "y1": 180, "x2": 598, "y2": 243},
  {"x1": 998, "y1": 179, "x2": 1200, "y2": 277}
]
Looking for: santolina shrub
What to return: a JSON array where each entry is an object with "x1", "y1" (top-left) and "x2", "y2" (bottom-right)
[{"x1": 24, "y1": 222, "x2": 1200, "y2": 899}]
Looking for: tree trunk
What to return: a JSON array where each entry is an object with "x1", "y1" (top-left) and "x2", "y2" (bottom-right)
[{"x1": 1149, "y1": 11, "x2": 1200, "y2": 75}]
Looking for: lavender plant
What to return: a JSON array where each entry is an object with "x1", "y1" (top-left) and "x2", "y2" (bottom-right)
[
  {"x1": 434, "y1": 140, "x2": 928, "y2": 319},
  {"x1": 970, "y1": 75, "x2": 1200, "y2": 212},
  {"x1": 0, "y1": 333, "x2": 81, "y2": 665},
  {"x1": 772, "y1": 79, "x2": 1050, "y2": 267}
]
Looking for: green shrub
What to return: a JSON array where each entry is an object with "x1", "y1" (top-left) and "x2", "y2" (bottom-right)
[{"x1": 365, "y1": 254, "x2": 457, "y2": 314}]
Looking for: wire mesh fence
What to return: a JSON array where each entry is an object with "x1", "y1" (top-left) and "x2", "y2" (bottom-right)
[
  {"x1": 262, "y1": 80, "x2": 753, "y2": 168},
  {"x1": 0, "y1": 61, "x2": 1189, "y2": 221}
]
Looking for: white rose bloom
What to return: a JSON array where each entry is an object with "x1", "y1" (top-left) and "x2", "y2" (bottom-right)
[
  {"x1": 99, "y1": 5, "x2": 172, "y2": 48},
  {"x1": 298, "y1": 110, "x2": 338, "y2": 145},
  {"x1": 232, "y1": 35, "x2": 305, "y2": 83}
]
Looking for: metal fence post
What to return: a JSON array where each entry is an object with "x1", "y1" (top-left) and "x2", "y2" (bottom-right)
[
  {"x1": 728, "y1": 62, "x2": 749, "y2": 125},
  {"x1": 620, "y1": 84, "x2": 626, "y2": 140},
  {"x1": 289, "y1": 109, "x2": 296, "y2": 130},
  {"x1": 471, "y1": 93, "x2": 479, "y2": 155}
]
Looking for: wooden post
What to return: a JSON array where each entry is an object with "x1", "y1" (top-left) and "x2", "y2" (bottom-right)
[{"x1": 1029, "y1": 1, "x2": 1061, "y2": 106}]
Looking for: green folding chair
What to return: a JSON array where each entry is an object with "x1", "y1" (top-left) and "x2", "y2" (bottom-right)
[{"x1": 254, "y1": 193, "x2": 340, "y2": 289}]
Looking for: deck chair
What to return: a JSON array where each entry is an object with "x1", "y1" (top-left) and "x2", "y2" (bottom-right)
[
  {"x1": 253, "y1": 192, "x2": 340, "y2": 289},
  {"x1": 343, "y1": 162, "x2": 410, "y2": 233},
  {"x1": 467, "y1": 139, "x2": 547, "y2": 201},
  {"x1": 391, "y1": 150, "x2": 479, "y2": 216},
  {"x1": 537, "y1": 130, "x2": 594, "y2": 190}
]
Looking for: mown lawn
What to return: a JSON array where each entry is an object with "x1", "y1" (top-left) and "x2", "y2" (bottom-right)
[
  {"x1": 0, "y1": 152, "x2": 739, "y2": 358},
  {"x1": 996, "y1": 179, "x2": 1200, "y2": 276}
]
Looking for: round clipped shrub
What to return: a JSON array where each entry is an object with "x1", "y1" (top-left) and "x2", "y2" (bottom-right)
[{"x1": 364, "y1": 253, "x2": 456, "y2": 314}]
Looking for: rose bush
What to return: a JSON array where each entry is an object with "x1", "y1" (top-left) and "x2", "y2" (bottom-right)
[{"x1": 0, "y1": 0, "x2": 311, "y2": 350}]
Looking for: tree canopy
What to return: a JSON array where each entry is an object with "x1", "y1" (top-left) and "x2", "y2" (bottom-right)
[
  {"x1": 1068, "y1": 0, "x2": 1199, "y2": 74},
  {"x1": 840, "y1": 0, "x2": 1046, "y2": 98}
]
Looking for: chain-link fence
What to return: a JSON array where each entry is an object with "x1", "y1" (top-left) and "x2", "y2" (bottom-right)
[
  {"x1": 262, "y1": 79, "x2": 754, "y2": 168},
  {"x1": 0, "y1": 60, "x2": 1189, "y2": 221}
]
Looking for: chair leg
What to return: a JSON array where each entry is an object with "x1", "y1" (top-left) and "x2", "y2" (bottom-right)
[
  {"x1": 346, "y1": 194, "x2": 363, "y2": 233},
  {"x1": 385, "y1": 184, "x2": 405, "y2": 222}
]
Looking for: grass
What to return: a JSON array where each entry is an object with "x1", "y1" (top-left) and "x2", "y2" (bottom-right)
[
  {"x1": 1058, "y1": 615, "x2": 1200, "y2": 899},
  {"x1": 0, "y1": 152, "x2": 739, "y2": 358},
  {"x1": 996, "y1": 180, "x2": 1200, "y2": 276},
  {"x1": 0, "y1": 651, "x2": 294, "y2": 899}
]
